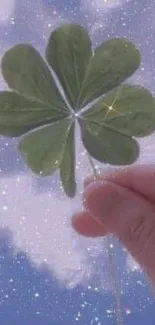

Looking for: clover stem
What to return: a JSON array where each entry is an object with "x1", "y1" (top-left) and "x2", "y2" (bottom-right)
[
  {"x1": 87, "y1": 153, "x2": 98, "y2": 178},
  {"x1": 86, "y1": 153, "x2": 124, "y2": 325}
]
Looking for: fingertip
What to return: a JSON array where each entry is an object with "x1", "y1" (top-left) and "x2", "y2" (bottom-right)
[
  {"x1": 84, "y1": 174, "x2": 103, "y2": 189},
  {"x1": 84, "y1": 176, "x2": 96, "y2": 189},
  {"x1": 83, "y1": 167, "x2": 114, "y2": 189},
  {"x1": 72, "y1": 211, "x2": 108, "y2": 237},
  {"x1": 82, "y1": 179, "x2": 111, "y2": 212}
]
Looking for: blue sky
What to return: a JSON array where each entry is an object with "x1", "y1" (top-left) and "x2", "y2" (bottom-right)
[{"x1": 0, "y1": 0, "x2": 155, "y2": 324}]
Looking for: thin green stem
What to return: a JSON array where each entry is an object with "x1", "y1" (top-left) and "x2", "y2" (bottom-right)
[
  {"x1": 87, "y1": 153, "x2": 98, "y2": 178},
  {"x1": 107, "y1": 235, "x2": 124, "y2": 325},
  {"x1": 86, "y1": 153, "x2": 124, "y2": 325}
]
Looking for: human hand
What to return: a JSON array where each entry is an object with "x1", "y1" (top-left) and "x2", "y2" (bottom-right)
[{"x1": 72, "y1": 165, "x2": 155, "y2": 283}]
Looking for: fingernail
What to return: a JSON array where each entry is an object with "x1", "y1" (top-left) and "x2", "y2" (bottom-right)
[
  {"x1": 84, "y1": 174, "x2": 101, "y2": 189},
  {"x1": 83, "y1": 180, "x2": 126, "y2": 233},
  {"x1": 84, "y1": 176, "x2": 96, "y2": 189}
]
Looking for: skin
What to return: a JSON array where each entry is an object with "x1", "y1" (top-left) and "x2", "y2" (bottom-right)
[{"x1": 72, "y1": 164, "x2": 155, "y2": 284}]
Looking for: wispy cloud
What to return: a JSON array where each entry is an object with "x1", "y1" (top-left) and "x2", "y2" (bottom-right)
[
  {"x1": 80, "y1": 0, "x2": 132, "y2": 37},
  {"x1": 81, "y1": 0, "x2": 132, "y2": 13},
  {"x1": 0, "y1": 0, "x2": 15, "y2": 23},
  {"x1": 0, "y1": 171, "x2": 113, "y2": 290}
]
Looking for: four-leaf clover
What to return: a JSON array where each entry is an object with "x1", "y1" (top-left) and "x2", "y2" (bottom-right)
[{"x1": 0, "y1": 23, "x2": 155, "y2": 197}]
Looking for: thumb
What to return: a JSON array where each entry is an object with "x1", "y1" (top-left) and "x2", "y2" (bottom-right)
[{"x1": 83, "y1": 180, "x2": 155, "y2": 283}]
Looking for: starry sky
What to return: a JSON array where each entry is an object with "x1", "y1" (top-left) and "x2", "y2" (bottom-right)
[{"x1": 0, "y1": 0, "x2": 155, "y2": 324}]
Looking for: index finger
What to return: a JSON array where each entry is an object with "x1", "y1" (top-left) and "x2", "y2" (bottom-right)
[{"x1": 84, "y1": 164, "x2": 155, "y2": 205}]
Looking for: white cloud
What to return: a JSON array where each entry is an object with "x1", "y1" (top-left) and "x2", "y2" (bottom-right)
[
  {"x1": 0, "y1": 174, "x2": 86, "y2": 288},
  {"x1": 81, "y1": 0, "x2": 132, "y2": 13},
  {"x1": 81, "y1": 0, "x2": 132, "y2": 37},
  {"x1": 0, "y1": 0, "x2": 15, "y2": 23},
  {"x1": 0, "y1": 143, "x2": 111, "y2": 291},
  {"x1": 94, "y1": 0, "x2": 125, "y2": 9}
]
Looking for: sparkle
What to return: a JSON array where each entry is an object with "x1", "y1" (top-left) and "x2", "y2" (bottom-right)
[
  {"x1": 125, "y1": 309, "x2": 131, "y2": 315},
  {"x1": 2, "y1": 205, "x2": 8, "y2": 211}
]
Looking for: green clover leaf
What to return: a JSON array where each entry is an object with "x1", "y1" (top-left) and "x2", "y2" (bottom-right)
[
  {"x1": 0, "y1": 23, "x2": 155, "y2": 197},
  {"x1": 45, "y1": 24, "x2": 141, "y2": 109}
]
